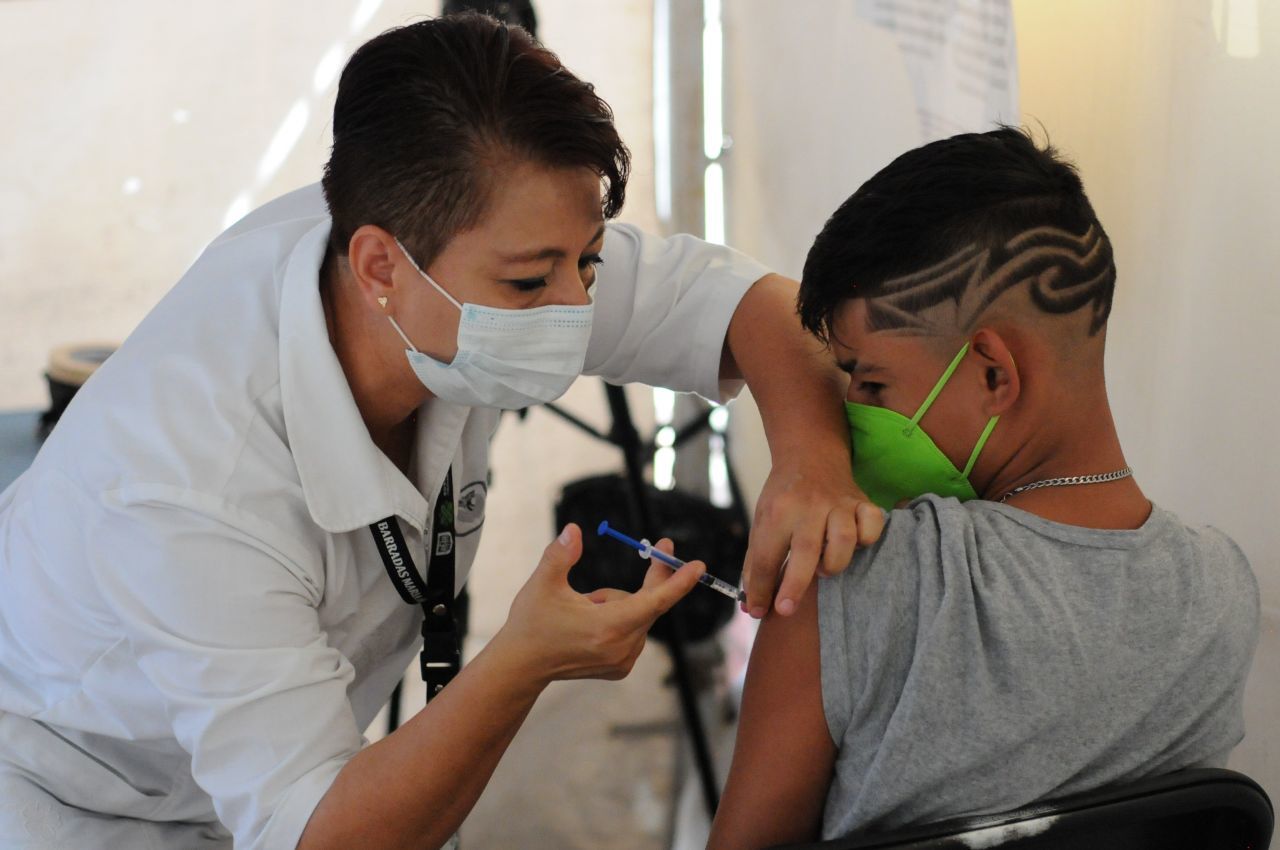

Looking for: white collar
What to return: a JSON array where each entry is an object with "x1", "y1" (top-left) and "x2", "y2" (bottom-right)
[{"x1": 277, "y1": 220, "x2": 455, "y2": 534}]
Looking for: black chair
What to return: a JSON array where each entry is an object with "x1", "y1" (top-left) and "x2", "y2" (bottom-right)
[{"x1": 773, "y1": 769, "x2": 1273, "y2": 850}]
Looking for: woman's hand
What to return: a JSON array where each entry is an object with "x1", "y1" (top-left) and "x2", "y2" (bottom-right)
[
  {"x1": 741, "y1": 458, "x2": 885, "y2": 619},
  {"x1": 490, "y1": 524, "x2": 705, "y2": 686},
  {"x1": 301, "y1": 524, "x2": 699, "y2": 850},
  {"x1": 719, "y1": 272, "x2": 885, "y2": 619}
]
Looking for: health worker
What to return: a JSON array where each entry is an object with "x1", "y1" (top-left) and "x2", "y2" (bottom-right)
[{"x1": 0, "y1": 14, "x2": 882, "y2": 850}]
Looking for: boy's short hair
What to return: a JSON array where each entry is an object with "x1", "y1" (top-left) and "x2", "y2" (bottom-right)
[{"x1": 798, "y1": 127, "x2": 1116, "y2": 342}]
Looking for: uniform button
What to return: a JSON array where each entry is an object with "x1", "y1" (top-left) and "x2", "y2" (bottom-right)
[{"x1": 433, "y1": 603, "x2": 448, "y2": 617}]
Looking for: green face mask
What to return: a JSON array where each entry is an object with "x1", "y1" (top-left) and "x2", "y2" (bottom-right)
[{"x1": 844, "y1": 343, "x2": 999, "y2": 510}]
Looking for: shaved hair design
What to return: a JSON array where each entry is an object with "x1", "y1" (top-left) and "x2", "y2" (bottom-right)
[
  {"x1": 865, "y1": 225, "x2": 1115, "y2": 336},
  {"x1": 799, "y1": 127, "x2": 1117, "y2": 344}
]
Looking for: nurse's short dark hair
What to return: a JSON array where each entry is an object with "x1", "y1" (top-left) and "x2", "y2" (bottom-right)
[
  {"x1": 322, "y1": 13, "x2": 629, "y2": 264},
  {"x1": 798, "y1": 126, "x2": 1117, "y2": 342}
]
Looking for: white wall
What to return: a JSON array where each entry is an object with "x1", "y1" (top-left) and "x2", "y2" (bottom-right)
[
  {"x1": 722, "y1": 0, "x2": 1279, "y2": 822},
  {"x1": 0, "y1": 0, "x2": 409, "y2": 408},
  {"x1": 0, "y1": 0, "x2": 661, "y2": 411}
]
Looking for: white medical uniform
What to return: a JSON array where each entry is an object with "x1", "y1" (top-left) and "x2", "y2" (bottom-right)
[{"x1": 0, "y1": 184, "x2": 768, "y2": 849}]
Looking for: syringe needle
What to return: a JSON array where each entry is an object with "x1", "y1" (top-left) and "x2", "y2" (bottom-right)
[{"x1": 597, "y1": 521, "x2": 745, "y2": 603}]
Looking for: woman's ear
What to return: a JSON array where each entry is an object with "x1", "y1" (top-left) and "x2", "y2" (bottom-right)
[
  {"x1": 347, "y1": 225, "x2": 401, "y2": 312},
  {"x1": 971, "y1": 327, "x2": 1020, "y2": 416}
]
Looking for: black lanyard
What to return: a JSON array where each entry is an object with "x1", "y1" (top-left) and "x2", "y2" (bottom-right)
[{"x1": 369, "y1": 469, "x2": 459, "y2": 702}]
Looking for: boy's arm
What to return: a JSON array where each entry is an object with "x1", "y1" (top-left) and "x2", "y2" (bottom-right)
[{"x1": 708, "y1": 584, "x2": 836, "y2": 849}]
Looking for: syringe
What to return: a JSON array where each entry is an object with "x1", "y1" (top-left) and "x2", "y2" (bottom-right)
[{"x1": 597, "y1": 520, "x2": 745, "y2": 603}]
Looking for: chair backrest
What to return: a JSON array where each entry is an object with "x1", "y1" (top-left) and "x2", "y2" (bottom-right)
[{"x1": 773, "y1": 768, "x2": 1273, "y2": 850}]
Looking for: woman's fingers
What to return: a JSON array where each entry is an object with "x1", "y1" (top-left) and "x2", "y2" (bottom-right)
[
  {"x1": 506, "y1": 531, "x2": 706, "y2": 682},
  {"x1": 818, "y1": 504, "x2": 859, "y2": 577},
  {"x1": 856, "y1": 501, "x2": 886, "y2": 545},
  {"x1": 621, "y1": 557, "x2": 704, "y2": 627},
  {"x1": 640, "y1": 538, "x2": 676, "y2": 592},
  {"x1": 535, "y1": 524, "x2": 582, "y2": 585}
]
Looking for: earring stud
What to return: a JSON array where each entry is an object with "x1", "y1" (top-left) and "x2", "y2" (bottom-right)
[{"x1": 377, "y1": 296, "x2": 388, "y2": 309}]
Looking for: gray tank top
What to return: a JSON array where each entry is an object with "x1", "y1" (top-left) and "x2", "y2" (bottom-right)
[{"x1": 818, "y1": 494, "x2": 1259, "y2": 838}]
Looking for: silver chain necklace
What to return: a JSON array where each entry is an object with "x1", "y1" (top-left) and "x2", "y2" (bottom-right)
[{"x1": 997, "y1": 467, "x2": 1133, "y2": 503}]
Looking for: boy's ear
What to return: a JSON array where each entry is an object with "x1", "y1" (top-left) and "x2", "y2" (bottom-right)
[{"x1": 970, "y1": 327, "x2": 1020, "y2": 416}]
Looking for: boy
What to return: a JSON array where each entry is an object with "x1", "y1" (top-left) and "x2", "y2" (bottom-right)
[{"x1": 709, "y1": 128, "x2": 1259, "y2": 849}]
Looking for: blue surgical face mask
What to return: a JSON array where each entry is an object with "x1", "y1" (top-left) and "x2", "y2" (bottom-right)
[{"x1": 388, "y1": 238, "x2": 595, "y2": 409}]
